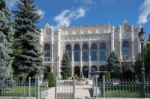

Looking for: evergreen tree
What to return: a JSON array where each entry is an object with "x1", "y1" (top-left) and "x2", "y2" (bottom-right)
[
  {"x1": 107, "y1": 51, "x2": 120, "y2": 78},
  {"x1": 61, "y1": 52, "x2": 72, "y2": 79},
  {"x1": 0, "y1": 0, "x2": 13, "y2": 89},
  {"x1": 13, "y1": 0, "x2": 42, "y2": 79}
]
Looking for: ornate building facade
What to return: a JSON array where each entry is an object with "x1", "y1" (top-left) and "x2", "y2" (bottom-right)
[{"x1": 41, "y1": 21, "x2": 141, "y2": 78}]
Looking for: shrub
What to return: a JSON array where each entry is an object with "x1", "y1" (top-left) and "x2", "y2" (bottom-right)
[{"x1": 48, "y1": 72, "x2": 55, "y2": 87}]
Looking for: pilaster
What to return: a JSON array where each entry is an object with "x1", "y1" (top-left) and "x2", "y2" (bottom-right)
[
  {"x1": 119, "y1": 26, "x2": 122, "y2": 61},
  {"x1": 51, "y1": 29, "x2": 54, "y2": 72},
  {"x1": 131, "y1": 26, "x2": 134, "y2": 61},
  {"x1": 80, "y1": 43, "x2": 83, "y2": 77},
  {"x1": 88, "y1": 42, "x2": 92, "y2": 78},
  {"x1": 111, "y1": 26, "x2": 115, "y2": 51},
  {"x1": 71, "y1": 44, "x2": 74, "y2": 77},
  {"x1": 57, "y1": 29, "x2": 61, "y2": 79}
]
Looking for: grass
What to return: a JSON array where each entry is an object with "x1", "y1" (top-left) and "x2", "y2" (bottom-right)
[
  {"x1": 103, "y1": 86, "x2": 150, "y2": 97},
  {"x1": 2, "y1": 86, "x2": 49, "y2": 96}
]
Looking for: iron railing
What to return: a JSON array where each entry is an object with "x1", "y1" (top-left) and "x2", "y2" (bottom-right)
[
  {"x1": 0, "y1": 78, "x2": 48, "y2": 98},
  {"x1": 56, "y1": 79, "x2": 75, "y2": 99},
  {"x1": 97, "y1": 79, "x2": 150, "y2": 98}
]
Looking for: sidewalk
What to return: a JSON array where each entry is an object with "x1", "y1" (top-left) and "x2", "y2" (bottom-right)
[{"x1": 75, "y1": 85, "x2": 92, "y2": 99}]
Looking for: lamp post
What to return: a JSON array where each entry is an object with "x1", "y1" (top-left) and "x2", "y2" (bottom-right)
[
  {"x1": 0, "y1": 36, "x2": 3, "y2": 67},
  {"x1": 138, "y1": 28, "x2": 145, "y2": 97},
  {"x1": 0, "y1": 36, "x2": 3, "y2": 93}
]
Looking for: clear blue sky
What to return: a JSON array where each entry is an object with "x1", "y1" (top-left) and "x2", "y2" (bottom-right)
[{"x1": 8, "y1": 0, "x2": 150, "y2": 36}]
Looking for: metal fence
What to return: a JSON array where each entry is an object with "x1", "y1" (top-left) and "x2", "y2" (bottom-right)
[
  {"x1": 93, "y1": 75, "x2": 150, "y2": 98},
  {"x1": 55, "y1": 79, "x2": 75, "y2": 99},
  {"x1": 0, "y1": 77, "x2": 48, "y2": 99}
]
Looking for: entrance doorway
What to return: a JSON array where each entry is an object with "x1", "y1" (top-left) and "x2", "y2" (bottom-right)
[
  {"x1": 74, "y1": 66, "x2": 80, "y2": 77},
  {"x1": 82, "y1": 66, "x2": 89, "y2": 78}
]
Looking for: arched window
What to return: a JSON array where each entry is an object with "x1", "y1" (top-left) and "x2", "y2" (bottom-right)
[
  {"x1": 44, "y1": 44, "x2": 50, "y2": 57},
  {"x1": 91, "y1": 43, "x2": 97, "y2": 61},
  {"x1": 65, "y1": 44, "x2": 72, "y2": 61},
  {"x1": 122, "y1": 41, "x2": 129, "y2": 59},
  {"x1": 99, "y1": 43, "x2": 106, "y2": 61},
  {"x1": 82, "y1": 44, "x2": 89, "y2": 61},
  {"x1": 74, "y1": 44, "x2": 80, "y2": 61}
]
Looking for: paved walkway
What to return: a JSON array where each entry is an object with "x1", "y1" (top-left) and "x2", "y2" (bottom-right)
[
  {"x1": 44, "y1": 84, "x2": 92, "y2": 99},
  {"x1": 75, "y1": 85, "x2": 92, "y2": 99}
]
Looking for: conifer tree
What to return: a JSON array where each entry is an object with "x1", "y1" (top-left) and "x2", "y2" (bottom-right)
[
  {"x1": 0, "y1": 0, "x2": 13, "y2": 86},
  {"x1": 13, "y1": 0, "x2": 42, "y2": 79},
  {"x1": 107, "y1": 51, "x2": 120, "y2": 78},
  {"x1": 61, "y1": 52, "x2": 72, "y2": 79}
]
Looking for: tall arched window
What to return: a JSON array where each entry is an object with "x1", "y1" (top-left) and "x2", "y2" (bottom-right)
[
  {"x1": 91, "y1": 43, "x2": 97, "y2": 61},
  {"x1": 82, "y1": 44, "x2": 89, "y2": 61},
  {"x1": 74, "y1": 44, "x2": 80, "y2": 61},
  {"x1": 65, "y1": 44, "x2": 72, "y2": 61},
  {"x1": 99, "y1": 43, "x2": 106, "y2": 61},
  {"x1": 122, "y1": 41, "x2": 129, "y2": 59},
  {"x1": 44, "y1": 44, "x2": 50, "y2": 57}
]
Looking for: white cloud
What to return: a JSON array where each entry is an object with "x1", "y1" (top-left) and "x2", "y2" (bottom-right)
[
  {"x1": 37, "y1": 9, "x2": 45, "y2": 19},
  {"x1": 138, "y1": 0, "x2": 150, "y2": 24},
  {"x1": 54, "y1": 7, "x2": 87, "y2": 28}
]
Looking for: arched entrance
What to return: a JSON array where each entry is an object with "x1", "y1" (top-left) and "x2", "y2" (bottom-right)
[
  {"x1": 91, "y1": 66, "x2": 97, "y2": 72},
  {"x1": 82, "y1": 66, "x2": 89, "y2": 78},
  {"x1": 91, "y1": 66, "x2": 97, "y2": 77},
  {"x1": 74, "y1": 66, "x2": 80, "y2": 77}
]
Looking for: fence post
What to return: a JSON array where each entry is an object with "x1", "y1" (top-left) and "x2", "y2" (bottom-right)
[
  {"x1": 73, "y1": 76, "x2": 75, "y2": 99},
  {"x1": 55, "y1": 77, "x2": 57, "y2": 99},
  {"x1": 102, "y1": 75, "x2": 105, "y2": 97},
  {"x1": 29, "y1": 77, "x2": 31, "y2": 97},
  {"x1": 92, "y1": 76, "x2": 96, "y2": 97},
  {"x1": 37, "y1": 77, "x2": 40, "y2": 99}
]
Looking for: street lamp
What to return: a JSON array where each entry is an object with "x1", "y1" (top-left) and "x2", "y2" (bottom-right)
[{"x1": 138, "y1": 28, "x2": 145, "y2": 97}]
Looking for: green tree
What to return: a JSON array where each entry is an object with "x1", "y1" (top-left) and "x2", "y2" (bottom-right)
[
  {"x1": 133, "y1": 54, "x2": 141, "y2": 79},
  {"x1": 0, "y1": 0, "x2": 13, "y2": 92},
  {"x1": 107, "y1": 51, "x2": 120, "y2": 78},
  {"x1": 13, "y1": 0, "x2": 42, "y2": 80},
  {"x1": 134, "y1": 37, "x2": 150, "y2": 79},
  {"x1": 61, "y1": 52, "x2": 72, "y2": 79}
]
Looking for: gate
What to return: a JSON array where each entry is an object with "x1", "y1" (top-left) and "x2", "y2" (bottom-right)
[{"x1": 55, "y1": 79, "x2": 75, "y2": 99}]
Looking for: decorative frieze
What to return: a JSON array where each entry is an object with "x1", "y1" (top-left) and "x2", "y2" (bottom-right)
[{"x1": 62, "y1": 34, "x2": 111, "y2": 41}]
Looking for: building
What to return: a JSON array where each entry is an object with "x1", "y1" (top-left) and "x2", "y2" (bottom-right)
[{"x1": 40, "y1": 21, "x2": 141, "y2": 79}]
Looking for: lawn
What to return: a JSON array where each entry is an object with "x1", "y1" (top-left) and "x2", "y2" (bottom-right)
[
  {"x1": 103, "y1": 86, "x2": 150, "y2": 97},
  {"x1": 2, "y1": 86, "x2": 49, "y2": 96}
]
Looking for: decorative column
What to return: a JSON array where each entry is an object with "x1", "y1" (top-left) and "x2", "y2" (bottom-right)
[
  {"x1": 71, "y1": 44, "x2": 74, "y2": 77},
  {"x1": 89, "y1": 42, "x2": 91, "y2": 78},
  {"x1": 51, "y1": 29, "x2": 54, "y2": 72},
  {"x1": 80, "y1": 43, "x2": 83, "y2": 77},
  {"x1": 119, "y1": 26, "x2": 122, "y2": 61},
  {"x1": 97, "y1": 42, "x2": 100, "y2": 66},
  {"x1": 131, "y1": 26, "x2": 134, "y2": 61},
  {"x1": 111, "y1": 26, "x2": 115, "y2": 51},
  {"x1": 138, "y1": 26, "x2": 142, "y2": 53},
  {"x1": 57, "y1": 29, "x2": 61, "y2": 79}
]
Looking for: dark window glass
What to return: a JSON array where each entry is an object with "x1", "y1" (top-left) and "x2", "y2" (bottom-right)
[
  {"x1": 82, "y1": 44, "x2": 89, "y2": 61},
  {"x1": 65, "y1": 44, "x2": 72, "y2": 61},
  {"x1": 74, "y1": 44, "x2": 80, "y2": 61},
  {"x1": 91, "y1": 43, "x2": 97, "y2": 61},
  {"x1": 44, "y1": 44, "x2": 50, "y2": 57},
  {"x1": 122, "y1": 41, "x2": 129, "y2": 59},
  {"x1": 99, "y1": 43, "x2": 106, "y2": 61}
]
